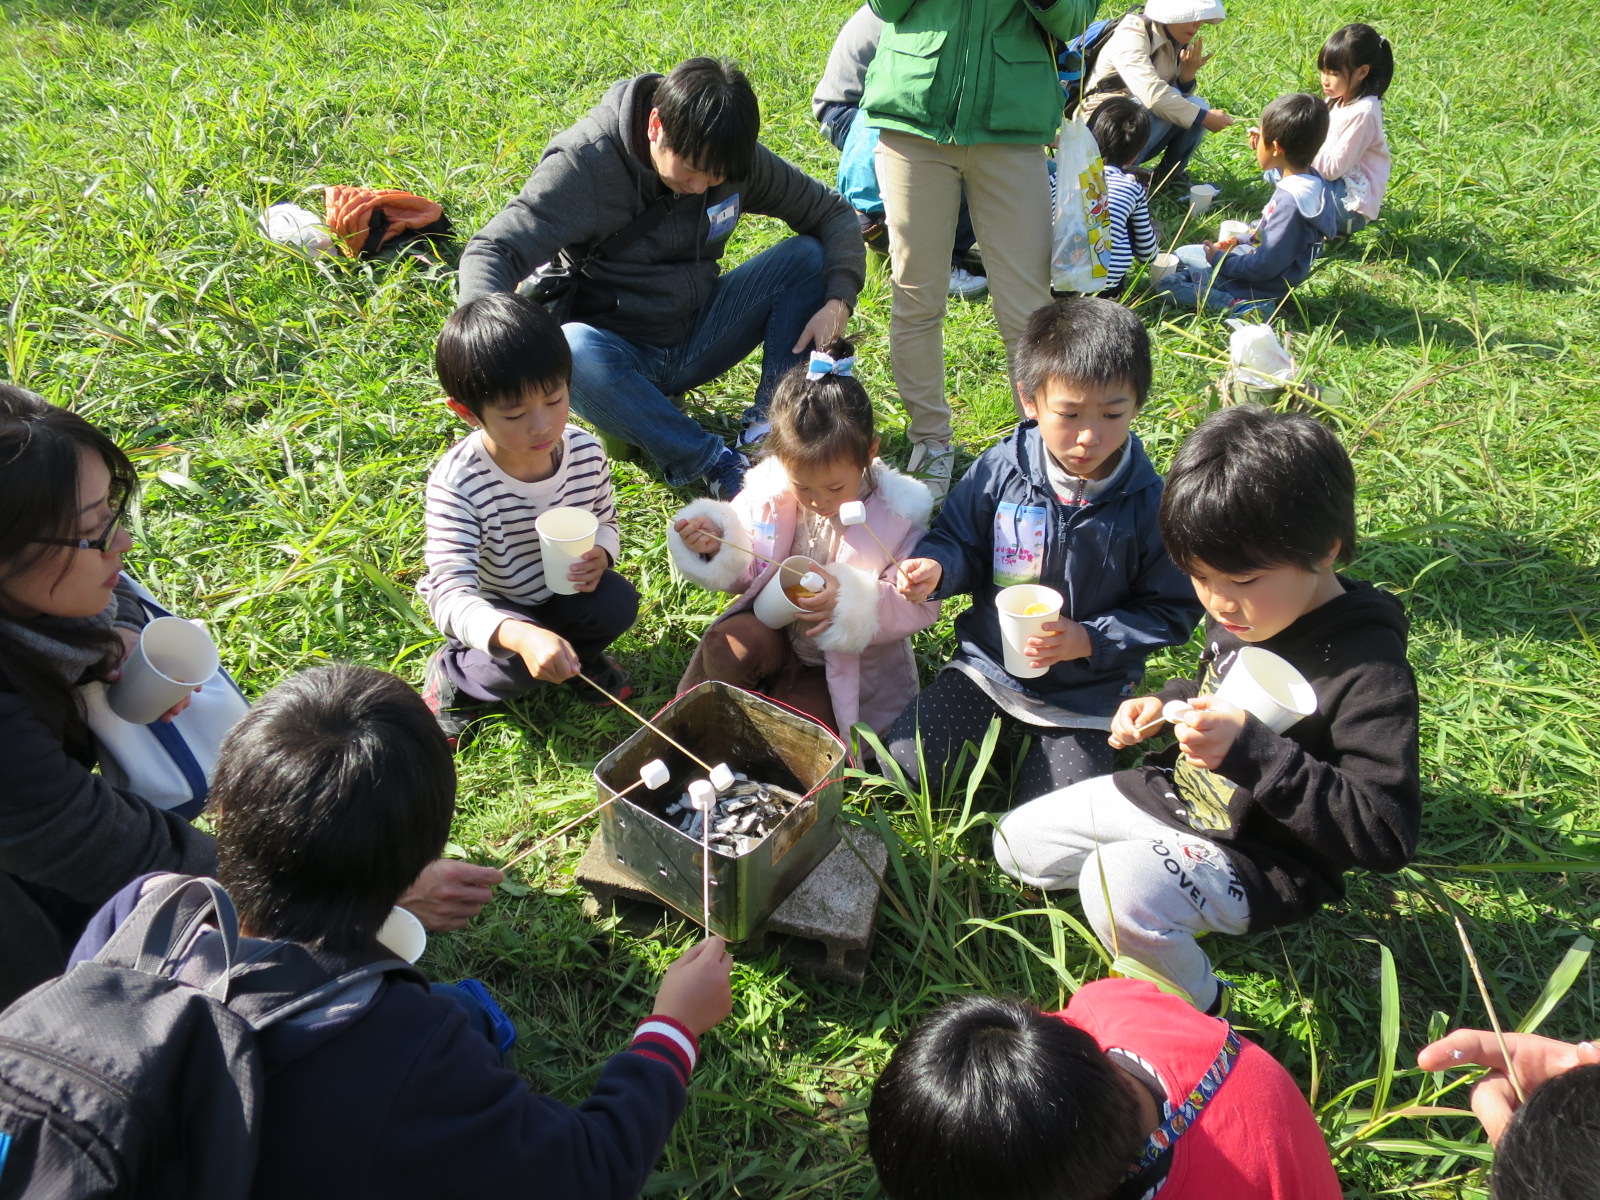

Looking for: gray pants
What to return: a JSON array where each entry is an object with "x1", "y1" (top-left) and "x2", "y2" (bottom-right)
[{"x1": 993, "y1": 775, "x2": 1250, "y2": 1007}]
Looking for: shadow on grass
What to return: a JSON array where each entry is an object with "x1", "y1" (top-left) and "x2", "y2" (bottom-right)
[
  {"x1": 8, "y1": 0, "x2": 345, "y2": 30},
  {"x1": 1359, "y1": 208, "x2": 1583, "y2": 294}
]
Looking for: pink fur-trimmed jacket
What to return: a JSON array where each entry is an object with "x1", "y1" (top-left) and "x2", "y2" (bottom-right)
[{"x1": 668, "y1": 457, "x2": 940, "y2": 739}]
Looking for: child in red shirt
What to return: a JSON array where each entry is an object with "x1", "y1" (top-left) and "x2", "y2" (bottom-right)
[{"x1": 867, "y1": 977, "x2": 1341, "y2": 1200}]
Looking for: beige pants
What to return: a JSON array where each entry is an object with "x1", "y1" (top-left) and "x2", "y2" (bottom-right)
[{"x1": 875, "y1": 131, "x2": 1052, "y2": 445}]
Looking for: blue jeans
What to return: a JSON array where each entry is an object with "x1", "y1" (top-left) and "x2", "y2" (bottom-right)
[
  {"x1": 1138, "y1": 93, "x2": 1208, "y2": 176},
  {"x1": 564, "y1": 235, "x2": 826, "y2": 486}
]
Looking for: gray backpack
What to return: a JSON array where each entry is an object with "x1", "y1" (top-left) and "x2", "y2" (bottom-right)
[{"x1": 0, "y1": 876, "x2": 421, "y2": 1198}]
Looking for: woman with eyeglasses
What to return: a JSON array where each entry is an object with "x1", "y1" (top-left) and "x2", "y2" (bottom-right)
[
  {"x1": 0, "y1": 385, "x2": 503, "y2": 1006},
  {"x1": 0, "y1": 384, "x2": 215, "y2": 1004}
]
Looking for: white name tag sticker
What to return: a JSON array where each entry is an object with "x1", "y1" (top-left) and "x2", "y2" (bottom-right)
[{"x1": 706, "y1": 194, "x2": 741, "y2": 243}]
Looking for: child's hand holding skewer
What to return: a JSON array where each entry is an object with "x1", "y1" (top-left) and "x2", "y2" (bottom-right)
[
  {"x1": 1108, "y1": 695, "x2": 1167, "y2": 748},
  {"x1": 895, "y1": 557, "x2": 942, "y2": 603},
  {"x1": 675, "y1": 516, "x2": 722, "y2": 556},
  {"x1": 652, "y1": 936, "x2": 734, "y2": 1036}
]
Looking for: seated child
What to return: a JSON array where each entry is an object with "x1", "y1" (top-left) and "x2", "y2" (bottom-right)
[
  {"x1": 1313, "y1": 23, "x2": 1394, "y2": 235},
  {"x1": 1087, "y1": 95, "x2": 1159, "y2": 297},
  {"x1": 867, "y1": 979, "x2": 1344, "y2": 1200},
  {"x1": 1159, "y1": 93, "x2": 1337, "y2": 312},
  {"x1": 995, "y1": 406, "x2": 1420, "y2": 1013},
  {"x1": 419, "y1": 292, "x2": 638, "y2": 742},
  {"x1": 890, "y1": 298, "x2": 1201, "y2": 798},
  {"x1": 669, "y1": 341, "x2": 939, "y2": 738},
  {"x1": 71, "y1": 664, "x2": 733, "y2": 1200}
]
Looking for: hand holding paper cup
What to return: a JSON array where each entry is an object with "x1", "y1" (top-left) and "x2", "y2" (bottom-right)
[
  {"x1": 996, "y1": 584, "x2": 1064, "y2": 678},
  {"x1": 108, "y1": 617, "x2": 220, "y2": 725},
  {"x1": 1218, "y1": 219, "x2": 1255, "y2": 245},
  {"x1": 536, "y1": 507, "x2": 600, "y2": 596},
  {"x1": 1214, "y1": 647, "x2": 1316, "y2": 733},
  {"x1": 753, "y1": 556, "x2": 827, "y2": 630}
]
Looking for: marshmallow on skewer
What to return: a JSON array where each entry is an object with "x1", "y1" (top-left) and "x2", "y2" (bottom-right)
[
  {"x1": 639, "y1": 758, "x2": 671, "y2": 791},
  {"x1": 797, "y1": 570, "x2": 827, "y2": 593},
  {"x1": 688, "y1": 780, "x2": 716, "y2": 812},
  {"x1": 838, "y1": 500, "x2": 867, "y2": 526},
  {"x1": 708, "y1": 763, "x2": 735, "y2": 792},
  {"x1": 1163, "y1": 699, "x2": 1199, "y2": 726}
]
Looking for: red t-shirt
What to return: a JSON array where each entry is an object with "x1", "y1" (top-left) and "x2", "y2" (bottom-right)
[{"x1": 1061, "y1": 979, "x2": 1343, "y2": 1200}]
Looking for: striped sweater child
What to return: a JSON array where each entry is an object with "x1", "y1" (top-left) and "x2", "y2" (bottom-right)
[
  {"x1": 418, "y1": 425, "x2": 620, "y2": 653},
  {"x1": 1104, "y1": 163, "x2": 1158, "y2": 291}
]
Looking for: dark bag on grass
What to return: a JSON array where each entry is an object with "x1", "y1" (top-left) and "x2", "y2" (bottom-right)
[
  {"x1": 0, "y1": 876, "x2": 421, "y2": 1199},
  {"x1": 521, "y1": 195, "x2": 672, "y2": 321}
]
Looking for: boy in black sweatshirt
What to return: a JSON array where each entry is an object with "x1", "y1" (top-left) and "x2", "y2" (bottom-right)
[{"x1": 994, "y1": 405, "x2": 1419, "y2": 1013}]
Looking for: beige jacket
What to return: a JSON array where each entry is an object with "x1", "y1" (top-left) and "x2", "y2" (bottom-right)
[{"x1": 1084, "y1": 12, "x2": 1205, "y2": 130}]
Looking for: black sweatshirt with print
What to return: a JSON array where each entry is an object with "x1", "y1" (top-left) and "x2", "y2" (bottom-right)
[{"x1": 1114, "y1": 578, "x2": 1420, "y2": 932}]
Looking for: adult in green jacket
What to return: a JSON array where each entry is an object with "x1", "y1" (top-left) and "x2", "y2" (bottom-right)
[{"x1": 861, "y1": 0, "x2": 1098, "y2": 499}]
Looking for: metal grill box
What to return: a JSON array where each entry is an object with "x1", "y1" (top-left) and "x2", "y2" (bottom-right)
[{"x1": 593, "y1": 681, "x2": 847, "y2": 941}]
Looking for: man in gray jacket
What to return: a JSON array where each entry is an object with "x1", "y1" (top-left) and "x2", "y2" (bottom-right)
[{"x1": 458, "y1": 58, "x2": 866, "y2": 498}]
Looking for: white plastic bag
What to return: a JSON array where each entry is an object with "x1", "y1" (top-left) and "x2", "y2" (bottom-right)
[
  {"x1": 1226, "y1": 319, "x2": 1297, "y2": 388},
  {"x1": 1050, "y1": 115, "x2": 1111, "y2": 293},
  {"x1": 260, "y1": 203, "x2": 335, "y2": 259}
]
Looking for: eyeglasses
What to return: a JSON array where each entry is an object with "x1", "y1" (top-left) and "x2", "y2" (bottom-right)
[{"x1": 33, "y1": 499, "x2": 129, "y2": 553}]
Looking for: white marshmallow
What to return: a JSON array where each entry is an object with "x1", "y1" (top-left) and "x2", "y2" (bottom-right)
[
  {"x1": 709, "y1": 763, "x2": 735, "y2": 792},
  {"x1": 838, "y1": 501, "x2": 867, "y2": 526},
  {"x1": 639, "y1": 759, "x2": 671, "y2": 791},
  {"x1": 688, "y1": 780, "x2": 716, "y2": 811},
  {"x1": 800, "y1": 570, "x2": 826, "y2": 593},
  {"x1": 1163, "y1": 699, "x2": 1199, "y2": 726}
]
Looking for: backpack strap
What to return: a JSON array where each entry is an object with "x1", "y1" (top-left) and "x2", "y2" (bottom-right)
[{"x1": 94, "y1": 875, "x2": 242, "y2": 996}]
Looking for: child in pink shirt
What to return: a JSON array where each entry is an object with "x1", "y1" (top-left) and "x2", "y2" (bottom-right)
[{"x1": 1314, "y1": 23, "x2": 1394, "y2": 234}]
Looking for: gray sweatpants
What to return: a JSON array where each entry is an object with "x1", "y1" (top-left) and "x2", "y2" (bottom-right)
[{"x1": 993, "y1": 775, "x2": 1251, "y2": 1007}]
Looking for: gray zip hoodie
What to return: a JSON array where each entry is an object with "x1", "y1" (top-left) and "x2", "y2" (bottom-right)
[{"x1": 457, "y1": 75, "x2": 866, "y2": 347}]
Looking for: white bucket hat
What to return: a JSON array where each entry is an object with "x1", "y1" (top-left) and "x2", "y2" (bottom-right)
[{"x1": 1144, "y1": 0, "x2": 1226, "y2": 22}]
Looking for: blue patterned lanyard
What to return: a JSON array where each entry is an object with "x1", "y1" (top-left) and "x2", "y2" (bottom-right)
[{"x1": 1128, "y1": 1027, "x2": 1242, "y2": 1175}]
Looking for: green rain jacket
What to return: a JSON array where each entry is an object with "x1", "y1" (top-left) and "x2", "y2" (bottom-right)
[{"x1": 861, "y1": 0, "x2": 1101, "y2": 145}]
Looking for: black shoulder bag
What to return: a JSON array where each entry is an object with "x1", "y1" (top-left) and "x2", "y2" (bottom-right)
[{"x1": 519, "y1": 195, "x2": 673, "y2": 321}]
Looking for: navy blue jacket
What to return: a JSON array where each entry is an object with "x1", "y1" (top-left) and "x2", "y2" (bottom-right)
[
  {"x1": 72, "y1": 882, "x2": 695, "y2": 1200},
  {"x1": 915, "y1": 427, "x2": 1202, "y2": 718},
  {"x1": 1213, "y1": 172, "x2": 1340, "y2": 299}
]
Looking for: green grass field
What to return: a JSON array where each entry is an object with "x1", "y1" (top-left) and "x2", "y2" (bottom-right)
[{"x1": 3, "y1": 0, "x2": 1599, "y2": 1193}]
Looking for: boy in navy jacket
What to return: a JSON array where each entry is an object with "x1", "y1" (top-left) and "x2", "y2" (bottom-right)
[
  {"x1": 891, "y1": 299, "x2": 1201, "y2": 799},
  {"x1": 1161, "y1": 93, "x2": 1339, "y2": 311},
  {"x1": 71, "y1": 665, "x2": 732, "y2": 1200}
]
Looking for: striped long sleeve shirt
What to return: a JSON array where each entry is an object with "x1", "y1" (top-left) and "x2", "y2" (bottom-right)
[
  {"x1": 1104, "y1": 164, "x2": 1159, "y2": 290},
  {"x1": 418, "y1": 427, "x2": 621, "y2": 653}
]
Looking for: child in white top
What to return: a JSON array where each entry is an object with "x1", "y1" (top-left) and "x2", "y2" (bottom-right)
[{"x1": 1314, "y1": 23, "x2": 1394, "y2": 234}]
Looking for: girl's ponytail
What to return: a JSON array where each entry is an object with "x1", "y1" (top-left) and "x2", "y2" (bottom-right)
[{"x1": 762, "y1": 338, "x2": 877, "y2": 472}]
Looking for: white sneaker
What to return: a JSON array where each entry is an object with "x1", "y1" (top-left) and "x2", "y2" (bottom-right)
[
  {"x1": 907, "y1": 440, "x2": 956, "y2": 501},
  {"x1": 738, "y1": 418, "x2": 771, "y2": 448},
  {"x1": 947, "y1": 267, "x2": 989, "y2": 299}
]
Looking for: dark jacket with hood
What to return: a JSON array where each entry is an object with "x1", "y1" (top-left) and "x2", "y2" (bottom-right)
[
  {"x1": 0, "y1": 629, "x2": 215, "y2": 1008},
  {"x1": 457, "y1": 74, "x2": 866, "y2": 345},
  {"x1": 912, "y1": 427, "x2": 1202, "y2": 720},
  {"x1": 71, "y1": 880, "x2": 697, "y2": 1200},
  {"x1": 1115, "y1": 579, "x2": 1421, "y2": 932},
  {"x1": 1213, "y1": 172, "x2": 1339, "y2": 299}
]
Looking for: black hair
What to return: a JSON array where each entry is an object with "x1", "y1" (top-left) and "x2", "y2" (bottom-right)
[
  {"x1": 762, "y1": 338, "x2": 877, "y2": 472},
  {"x1": 0, "y1": 384, "x2": 135, "y2": 745},
  {"x1": 435, "y1": 292, "x2": 573, "y2": 417},
  {"x1": 1159, "y1": 404, "x2": 1357, "y2": 575},
  {"x1": 1088, "y1": 95, "x2": 1151, "y2": 170},
  {"x1": 214, "y1": 664, "x2": 456, "y2": 952},
  {"x1": 653, "y1": 57, "x2": 760, "y2": 182},
  {"x1": 1259, "y1": 93, "x2": 1330, "y2": 171},
  {"x1": 1492, "y1": 1064, "x2": 1600, "y2": 1200},
  {"x1": 867, "y1": 996, "x2": 1142, "y2": 1200},
  {"x1": 1015, "y1": 298, "x2": 1152, "y2": 408},
  {"x1": 1318, "y1": 24, "x2": 1394, "y2": 101}
]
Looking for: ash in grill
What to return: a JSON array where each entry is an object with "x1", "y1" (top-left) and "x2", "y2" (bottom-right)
[{"x1": 662, "y1": 776, "x2": 801, "y2": 858}]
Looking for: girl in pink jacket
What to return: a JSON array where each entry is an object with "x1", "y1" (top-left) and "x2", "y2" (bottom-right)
[
  {"x1": 1314, "y1": 23, "x2": 1394, "y2": 234},
  {"x1": 670, "y1": 342, "x2": 938, "y2": 741}
]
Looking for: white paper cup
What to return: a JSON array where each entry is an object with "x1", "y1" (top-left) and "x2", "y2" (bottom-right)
[
  {"x1": 1188, "y1": 183, "x2": 1221, "y2": 215},
  {"x1": 1175, "y1": 243, "x2": 1210, "y2": 273},
  {"x1": 376, "y1": 906, "x2": 427, "y2": 962},
  {"x1": 996, "y1": 584, "x2": 1064, "y2": 678},
  {"x1": 107, "y1": 617, "x2": 220, "y2": 725},
  {"x1": 536, "y1": 506, "x2": 599, "y2": 596},
  {"x1": 752, "y1": 556, "x2": 824, "y2": 630},
  {"x1": 1150, "y1": 252, "x2": 1179, "y2": 282},
  {"x1": 1214, "y1": 647, "x2": 1317, "y2": 733},
  {"x1": 1218, "y1": 219, "x2": 1254, "y2": 245}
]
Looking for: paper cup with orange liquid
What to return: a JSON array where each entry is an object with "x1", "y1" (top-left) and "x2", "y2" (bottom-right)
[
  {"x1": 996, "y1": 584, "x2": 1064, "y2": 678},
  {"x1": 753, "y1": 556, "x2": 827, "y2": 630}
]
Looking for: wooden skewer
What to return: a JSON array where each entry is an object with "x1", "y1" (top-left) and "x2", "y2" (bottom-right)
[
  {"x1": 574, "y1": 672, "x2": 713, "y2": 772},
  {"x1": 689, "y1": 780, "x2": 716, "y2": 939},
  {"x1": 503, "y1": 780, "x2": 643, "y2": 870},
  {"x1": 687, "y1": 527, "x2": 785, "y2": 573}
]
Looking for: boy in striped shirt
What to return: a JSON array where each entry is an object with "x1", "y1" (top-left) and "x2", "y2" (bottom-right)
[
  {"x1": 420, "y1": 292, "x2": 639, "y2": 743},
  {"x1": 1089, "y1": 96, "x2": 1160, "y2": 298}
]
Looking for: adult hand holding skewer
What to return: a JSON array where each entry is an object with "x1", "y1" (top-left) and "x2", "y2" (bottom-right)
[{"x1": 1417, "y1": 1030, "x2": 1600, "y2": 1145}]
